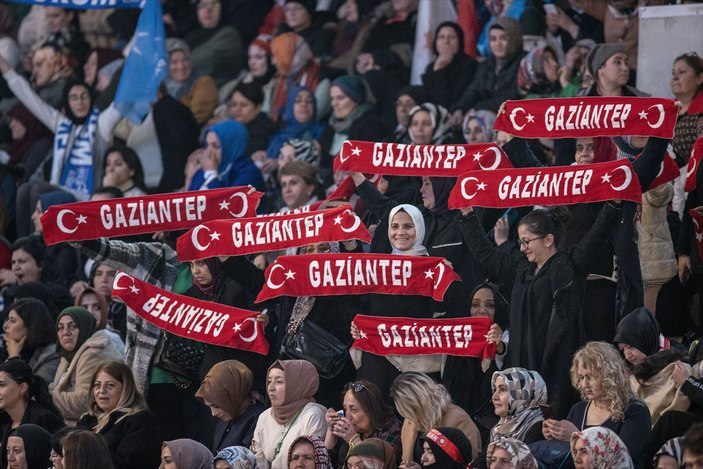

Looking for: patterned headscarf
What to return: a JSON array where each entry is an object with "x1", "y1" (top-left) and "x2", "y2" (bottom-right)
[
  {"x1": 388, "y1": 204, "x2": 428, "y2": 256},
  {"x1": 490, "y1": 368, "x2": 548, "y2": 442},
  {"x1": 653, "y1": 437, "x2": 684, "y2": 468},
  {"x1": 517, "y1": 46, "x2": 559, "y2": 95},
  {"x1": 462, "y1": 110, "x2": 497, "y2": 144},
  {"x1": 287, "y1": 435, "x2": 332, "y2": 469},
  {"x1": 213, "y1": 446, "x2": 256, "y2": 469},
  {"x1": 346, "y1": 438, "x2": 395, "y2": 469},
  {"x1": 570, "y1": 427, "x2": 634, "y2": 469},
  {"x1": 486, "y1": 438, "x2": 538, "y2": 469},
  {"x1": 408, "y1": 103, "x2": 452, "y2": 144}
]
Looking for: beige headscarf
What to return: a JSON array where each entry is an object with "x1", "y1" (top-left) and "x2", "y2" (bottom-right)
[
  {"x1": 195, "y1": 360, "x2": 254, "y2": 421},
  {"x1": 268, "y1": 359, "x2": 319, "y2": 425}
]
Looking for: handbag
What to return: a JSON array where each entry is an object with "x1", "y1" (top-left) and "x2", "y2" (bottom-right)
[
  {"x1": 153, "y1": 331, "x2": 205, "y2": 382},
  {"x1": 280, "y1": 319, "x2": 350, "y2": 380}
]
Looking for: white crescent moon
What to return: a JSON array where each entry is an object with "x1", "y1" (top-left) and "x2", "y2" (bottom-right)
[
  {"x1": 112, "y1": 272, "x2": 133, "y2": 291},
  {"x1": 339, "y1": 209, "x2": 362, "y2": 234},
  {"x1": 687, "y1": 158, "x2": 698, "y2": 179},
  {"x1": 56, "y1": 209, "x2": 77, "y2": 234},
  {"x1": 508, "y1": 107, "x2": 526, "y2": 131},
  {"x1": 433, "y1": 262, "x2": 445, "y2": 290},
  {"x1": 191, "y1": 225, "x2": 211, "y2": 251},
  {"x1": 266, "y1": 264, "x2": 286, "y2": 290},
  {"x1": 338, "y1": 140, "x2": 353, "y2": 164},
  {"x1": 694, "y1": 217, "x2": 700, "y2": 229},
  {"x1": 478, "y1": 147, "x2": 503, "y2": 171},
  {"x1": 228, "y1": 192, "x2": 248, "y2": 218},
  {"x1": 609, "y1": 165, "x2": 633, "y2": 192},
  {"x1": 646, "y1": 104, "x2": 666, "y2": 129},
  {"x1": 656, "y1": 161, "x2": 664, "y2": 179},
  {"x1": 238, "y1": 317, "x2": 259, "y2": 343},
  {"x1": 461, "y1": 177, "x2": 480, "y2": 200}
]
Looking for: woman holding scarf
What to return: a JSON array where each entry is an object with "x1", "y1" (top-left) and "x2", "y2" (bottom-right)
[
  {"x1": 49, "y1": 306, "x2": 124, "y2": 426},
  {"x1": 0, "y1": 55, "x2": 122, "y2": 237},
  {"x1": 251, "y1": 360, "x2": 327, "y2": 469}
]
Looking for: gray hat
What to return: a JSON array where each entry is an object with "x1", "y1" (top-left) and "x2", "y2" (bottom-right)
[
  {"x1": 166, "y1": 37, "x2": 190, "y2": 56},
  {"x1": 587, "y1": 43, "x2": 627, "y2": 75}
]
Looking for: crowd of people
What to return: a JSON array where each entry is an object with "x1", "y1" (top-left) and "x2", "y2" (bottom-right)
[{"x1": 0, "y1": 0, "x2": 701, "y2": 468}]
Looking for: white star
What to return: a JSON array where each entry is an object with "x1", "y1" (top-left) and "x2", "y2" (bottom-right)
[
  {"x1": 639, "y1": 110, "x2": 648, "y2": 120},
  {"x1": 473, "y1": 152, "x2": 482, "y2": 161},
  {"x1": 601, "y1": 173, "x2": 612, "y2": 183},
  {"x1": 210, "y1": 231, "x2": 221, "y2": 241},
  {"x1": 359, "y1": 330, "x2": 368, "y2": 339},
  {"x1": 219, "y1": 200, "x2": 230, "y2": 211},
  {"x1": 233, "y1": 322, "x2": 242, "y2": 332},
  {"x1": 129, "y1": 285, "x2": 140, "y2": 294},
  {"x1": 76, "y1": 214, "x2": 87, "y2": 224},
  {"x1": 424, "y1": 269, "x2": 435, "y2": 279},
  {"x1": 697, "y1": 233, "x2": 703, "y2": 242},
  {"x1": 284, "y1": 270, "x2": 296, "y2": 280},
  {"x1": 351, "y1": 147, "x2": 362, "y2": 156},
  {"x1": 333, "y1": 215, "x2": 343, "y2": 225},
  {"x1": 477, "y1": 182, "x2": 487, "y2": 191},
  {"x1": 526, "y1": 113, "x2": 535, "y2": 123}
]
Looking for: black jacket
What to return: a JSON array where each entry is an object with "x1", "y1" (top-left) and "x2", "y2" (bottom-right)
[
  {"x1": 458, "y1": 203, "x2": 621, "y2": 417},
  {"x1": 210, "y1": 402, "x2": 266, "y2": 453},
  {"x1": 77, "y1": 410, "x2": 162, "y2": 469},
  {"x1": 0, "y1": 402, "x2": 64, "y2": 469},
  {"x1": 452, "y1": 52, "x2": 526, "y2": 113},
  {"x1": 422, "y1": 54, "x2": 478, "y2": 110}
]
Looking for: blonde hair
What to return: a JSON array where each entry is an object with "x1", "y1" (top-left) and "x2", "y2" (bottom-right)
[
  {"x1": 390, "y1": 372, "x2": 452, "y2": 432},
  {"x1": 84, "y1": 361, "x2": 147, "y2": 432},
  {"x1": 570, "y1": 342, "x2": 632, "y2": 421}
]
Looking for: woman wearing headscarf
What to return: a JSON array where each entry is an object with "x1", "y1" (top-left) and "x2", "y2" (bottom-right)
[
  {"x1": 421, "y1": 21, "x2": 477, "y2": 110},
  {"x1": 195, "y1": 360, "x2": 266, "y2": 452},
  {"x1": 266, "y1": 86, "x2": 325, "y2": 160},
  {"x1": 407, "y1": 103, "x2": 455, "y2": 146},
  {"x1": 183, "y1": 0, "x2": 243, "y2": 87},
  {"x1": 652, "y1": 437, "x2": 684, "y2": 469},
  {"x1": 345, "y1": 438, "x2": 395, "y2": 469},
  {"x1": 584, "y1": 43, "x2": 645, "y2": 98},
  {"x1": 187, "y1": 119, "x2": 265, "y2": 193},
  {"x1": 392, "y1": 85, "x2": 429, "y2": 144},
  {"x1": 486, "y1": 438, "x2": 538, "y2": 469},
  {"x1": 160, "y1": 439, "x2": 212, "y2": 469},
  {"x1": 614, "y1": 307, "x2": 668, "y2": 371},
  {"x1": 451, "y1": 17, "x2": 526, "y2": 122},
  {"x1": 251, "y1": 360, "x2": 327, "y2": 469},
  {"x1": 225, "y1": 82, "x2": 277, "y2": 158},
  {"x1": 164, "y1": 38, "x2": 218, "y2": 126},
  {"x1": 517, "y1": 46, "x2": 581, "y2": 99},
  {"x1": 6, "y1": 424, "x2": 52, "y2": 469},
  {"x1": 570, "y1": 427, "x2": 634, "y2": 469},
  {"x1": 490, "y1": 368, "x2": 547, "y2": 444},
  {"x1": 214, "y1": 446, "x2": 257, "y2": 469},
  {"x1": 2, "y1": 102, "x2": 53, "y2": 174},
  {"x1": 49, "y1": 306, "x2": 124, "y2": 425},
  {"x1": 287, "y1": 435, "x2": 332, "y2": 469},
  {"x1": 411, "y1": 427, "x2": 473, "y2": 469},
  {"x1": 462, "y1": 110, "x2": 497, "y2": 144}
]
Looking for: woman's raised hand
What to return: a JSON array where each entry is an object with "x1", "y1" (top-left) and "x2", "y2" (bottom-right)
[{"x1": 350, "y1": 321, "x2": 360, "y2": 340}]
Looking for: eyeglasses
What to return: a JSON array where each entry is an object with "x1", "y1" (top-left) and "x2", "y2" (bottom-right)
[
  {"x1": 345, "y1": 382, "x2": 368, "y2": 393},
  {"x1": 290, "y1": 454, "x2": 315, "y2": 462},
  {"x1": 517, "y1": 236, "x2": 545, "y2": 247}
]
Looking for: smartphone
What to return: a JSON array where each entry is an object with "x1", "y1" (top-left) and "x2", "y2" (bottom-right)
[
  {"x1": 337, "y1": 410, "x2": 345, "y2": 418},
  {"x1": 544, "y1": 3, "x2": 558, "y2": 14},
  {"x1": 540, "y1": 404, "x2": 555, "y2": 420}
]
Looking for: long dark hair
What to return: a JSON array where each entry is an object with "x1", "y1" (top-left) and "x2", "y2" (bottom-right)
[
  {"x1": 62, "y1": 430, "x2": 116, "y2": 469},
  {"x1": 0, "y1": 358, "x2": 60, "y2": 415},
  {"x1": 342, "y1": 381, "x2": 391, "y2": 434},
  {"x1": 103, "y1": 145, "x2": 146, "y2": 192},
  {"x1": 6, "y1": 298, "x2": 56, "y2": 352},
  {"x1": 674, "y1": 53, "x2": 703, "y2": 93},
  {"x1": 518, "y1": 206, "x2": 570, "y2": 250}
]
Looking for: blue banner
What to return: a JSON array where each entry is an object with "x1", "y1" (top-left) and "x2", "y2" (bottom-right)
[
  {"x1": 5, "y1": 0, "x2": 140, "y2": 9},
  {"x1": 114, "y1": 0, "x2": 168, "y2": 123}
]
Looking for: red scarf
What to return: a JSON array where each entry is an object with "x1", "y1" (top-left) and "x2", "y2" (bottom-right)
[
  {"x1": 333, "y1": 140, "x2": 511, "y2": 176},
  {"x1": 685, "y1": 137, "x2": 703, "y2": 192},
  {"x1": 448, "y1": 159, "x2": 641, "y2": 209},
  {"x1": 112, "y1": 272, "x2": 269, "y2": 354},
  {"x1": 641, "y1": 148, "x2": 679, "y2": 190},
  {"x1": 176, "y1": 205, "x2": 371, "y2": 261},
  {"x1": 494, "y1": 97, "x2": 678, "y2": 138},
  {"x1": 351, "y1": 314, "x2": 495, "y2": 359},
  {"x1": 690, "y1": 207, "x2": 703, "y2": 259},
  {"x1": 41, "y1": 188, "x2": 263, "y2": 245},
  {"x1": 255, "y1": 254, "x2": 460, "y2": 303}
]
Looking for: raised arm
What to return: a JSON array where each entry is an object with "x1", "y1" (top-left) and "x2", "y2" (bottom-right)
[
  {"x1": 0, "y1": 55, "x2": 60, "y2": 130},
  {"x1": 570, "y1": 201, "x2": 622, "y2": 272}
]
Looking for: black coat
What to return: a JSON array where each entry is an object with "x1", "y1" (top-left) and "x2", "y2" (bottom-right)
[
  {"x1": 0, "y1": 401, "x2": 64, "y2": 469},
  {"x1": 452, "y1": 52, "x2": 525, "y2": 113},
  {"x1": 504, "y1": 136, "x2": 669, "y2": 319},
  {"x1": 210, "y1": 402, "x2": 266, "y2": 453},
  {"x1": 77, "y1": 410, "x2": 162, "y2": 469},
  {"x1": 458, "y1": 203, "x2": 621, "y2": 417},
  {"x1": 422, "y1": 54, "x2": 478, "y2": 110}
]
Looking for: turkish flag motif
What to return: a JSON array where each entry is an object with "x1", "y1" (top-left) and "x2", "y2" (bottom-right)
[
  {"x1": 685, "y1": 138, "x2": 703, "y2": 192},
  {"x1": 690, "y1": 207, "x2": 703, "y2": 260},
  {"x1": 643, "y1": 148, "x2": 679, "y2": 190}
]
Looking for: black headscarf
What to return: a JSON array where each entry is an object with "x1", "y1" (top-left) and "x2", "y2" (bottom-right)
[
  {"x1": 60, "y1": 80, "x2": 94, "y2": 125},
  {"x1": 471, "y1": 281, "x2": 510, "y2": 330},
  {"x1": 8, "y1": 424, "x2": 52, "y2": 469},
  {"x1": 433, "y1": 21, "x2": 466, "y2": 56},
  {"x1": 613, "y1": 307, "x2": 660, "y2": 356},
  {"x1": 428, "y1": 177, "x2": 456, "y2": 215},
  {"x1": 56, "y1": 307, "x2": 97, "y2": 361},
  {"x1": 421, "y1": 427, "x2": 473, "y2": 469}
]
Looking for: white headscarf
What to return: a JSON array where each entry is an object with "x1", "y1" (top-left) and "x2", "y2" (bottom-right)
[{"x1": 388, "y1": 204, "x2": 428, "y2": 256}]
